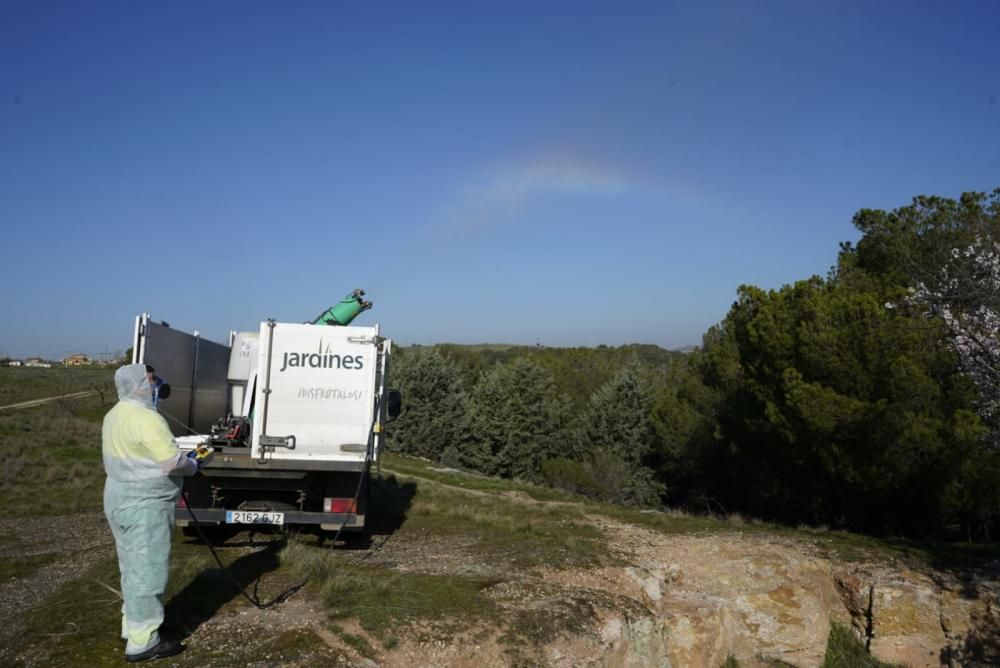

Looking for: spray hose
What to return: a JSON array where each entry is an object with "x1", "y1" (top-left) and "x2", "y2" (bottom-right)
[
  {"x1": 180, "y1": 492, "x2": 303, "y2": 610},
  {"x1": 163, "y1": 410, "x2": 385, "y2": 612}
]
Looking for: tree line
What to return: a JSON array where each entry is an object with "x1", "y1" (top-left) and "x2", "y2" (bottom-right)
[{"x1": 386, "y1": 189, "x2": 1000, "y2": 541}]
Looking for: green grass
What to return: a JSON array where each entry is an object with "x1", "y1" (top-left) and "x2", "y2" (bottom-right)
[
  {"x1": 383, "y1": 454, "x2": 755, "y2": 562},
  {"x1": 385, "y1": 453, "x2": 802, "y2": 538},
  {"x1": 281, "y1": 536, "x2": 497, "y2": 646},
  {"x1": 328, "y1": 622, "x2": 379, "y2": 659},
  {"x1": 381, "y1": 452, "x2": 575, "y2": 503},
  {"x1": 598, "y1": 500, "x2": 749, "y2": 535},
  {"x1": 499, "y1": 590, "x2": 601, "y2": 653},
  {"x1": 404, "y1": 481, "x2": 609, "y2": 570},
  {"x1": 0, "y1": 366, "x2": 114, "y2": 406},
  {"x1": 72, "y1": 400, "x2": 115, "y2": 424},
  {"x1": 823, "y1": 623, "x2": 899, "y2": 667},
  {"x1": 804, "y1": 527, "x2": 1000, "y2": 574},
  {"x1": 720, "y1": 624, "x2": 899, "y2": 668},
  {"x1": 0, "y1": 397, "x2": 109, "y2": 517},
  {"x1": 258, "y1": 628, "x2": 335, "y2": 662},
  {"x1": 384, "y1": 453, "x2": 1000, "y2": 576},
  {"x1": 379, "y1": 455, "x2": 619, "y2": 572}
]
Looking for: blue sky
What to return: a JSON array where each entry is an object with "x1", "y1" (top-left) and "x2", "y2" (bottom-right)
[{"x1": 2, "y1": 1, "x2": 998, "y2": 359}]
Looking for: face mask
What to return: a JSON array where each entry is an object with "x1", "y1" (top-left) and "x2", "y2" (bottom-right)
[{"x1": 150, "y1": 376, "x2": 171, "y2": 406}]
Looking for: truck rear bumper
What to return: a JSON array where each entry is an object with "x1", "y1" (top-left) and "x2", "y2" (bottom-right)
[
  {"x1": 199, "y1": 453, "x2": 370, "y2": 475},
  {"x1": 175, "y1": 507, "x2": 365, "y2": 530}
]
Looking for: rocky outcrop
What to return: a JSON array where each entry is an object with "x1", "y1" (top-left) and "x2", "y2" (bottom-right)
[
  {"x1": 533, "y1": 521, "x2": 999, "y2": 667},
  {"x1": 362, "y1": 500, "x2": 999, "y2": 668},
  {"x1": 836, "y1": 564, "x2": 1000, "y2": 667},
  {"x1": 578, "y1": 534, "x2": 852, "y2": 667}
]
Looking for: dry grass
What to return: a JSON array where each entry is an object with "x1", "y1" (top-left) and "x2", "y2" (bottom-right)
[
  {"x1": 0, "y1": 366, "x2": 114, "y2": 406},
  {"x1": 0, "y1": 396, "x2": 107, "y2": 517}
]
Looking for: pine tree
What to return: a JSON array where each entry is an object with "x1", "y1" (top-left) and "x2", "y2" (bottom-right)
[
  {"x1": 580, "y1": 359, "x2": 664, "y2": 506},
  {"x1": 385, "y1": 348, "x2": 466, "y2": 461},
  {"x1": 463, "y1": 358, "x2": 571, "y2": 480}
]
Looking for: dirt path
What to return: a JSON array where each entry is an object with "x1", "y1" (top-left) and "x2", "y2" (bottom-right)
[{"x1": 0, "y1": 390, "x2": 97, "y2": 411}]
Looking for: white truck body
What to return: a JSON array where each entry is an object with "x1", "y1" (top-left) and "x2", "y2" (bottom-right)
[
  {"x1": 133, "y1": 314, "x2": 394, "y2": 532},
  {"x1": 252, "y1": 322, "x2": 385, "y2": 463}
]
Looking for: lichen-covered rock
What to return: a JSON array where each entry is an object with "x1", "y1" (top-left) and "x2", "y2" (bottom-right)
[
  {"x1": 548, "y1": 528, "x2": 855, "y2": 667},
  {"x1": 597, "y1": 615, "x2": 671, "y2": 667},
  {"x1": 651, "y1": 551, "x2": 849, "y2": 667},
  {"x1": 868, "y1": 570, "x2": 948, "y2": 667},
  {"x1": 834, "y1": 565, "x2": 1000, "y2": 668}
]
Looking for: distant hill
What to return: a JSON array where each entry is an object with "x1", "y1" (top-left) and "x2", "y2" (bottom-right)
[
  {"x1": 396, "y1": 342, "x2": 688, "y2": 407},
  {"x1": 423, "y1": 343, "x2": 526, "y2": 352}
]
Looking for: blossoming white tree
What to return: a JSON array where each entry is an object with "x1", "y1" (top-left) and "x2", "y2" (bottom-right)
[{"x1": 909, "y1": 235, "x2": 1000, "y2": 445}]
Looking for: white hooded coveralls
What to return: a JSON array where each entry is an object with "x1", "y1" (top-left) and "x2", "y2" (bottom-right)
[{"x1": 102, "y1": 364, "x2": 197, "y2": 656}]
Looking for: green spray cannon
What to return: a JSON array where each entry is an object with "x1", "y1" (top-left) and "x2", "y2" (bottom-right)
[{"x1": 312, "y1": 289, "x2": 373, "y2": 326}]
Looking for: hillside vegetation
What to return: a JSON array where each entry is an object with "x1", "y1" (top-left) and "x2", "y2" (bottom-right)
[{"x1": 387, "y1": 189, "x2": 1000, "y2": 542}]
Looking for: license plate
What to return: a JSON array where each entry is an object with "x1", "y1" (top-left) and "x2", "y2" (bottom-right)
[{"x1": 226, "y1": 510, "x2": 285, "y2": 525}]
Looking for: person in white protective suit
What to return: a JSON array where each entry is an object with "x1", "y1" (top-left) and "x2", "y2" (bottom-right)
[{"x1": 102, "y1": 364, "x2": 203, "y2": 662}]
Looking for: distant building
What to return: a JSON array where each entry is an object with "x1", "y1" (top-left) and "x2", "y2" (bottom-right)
[
  {"x1": 24, "y1": 358, "x2": 52, "y2": 368},
  {"x1": 7, "y1": 360, "x2": 21, "y2": 367},
  {"x1": 63, "y1": 354, "x2": 91, "y2": 366}
]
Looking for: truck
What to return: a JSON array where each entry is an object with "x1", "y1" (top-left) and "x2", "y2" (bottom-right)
[{"x1": 131, "y1": 291, "x2": 400, "y2": 536}]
